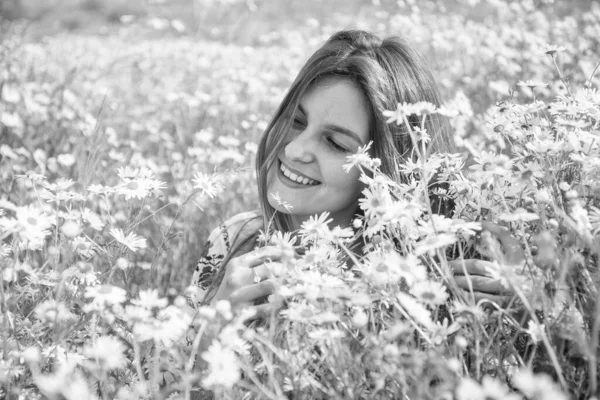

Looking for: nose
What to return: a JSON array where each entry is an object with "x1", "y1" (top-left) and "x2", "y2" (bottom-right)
[{"x1": 284, "y1": 130, "x2": 315, "y2": 163}]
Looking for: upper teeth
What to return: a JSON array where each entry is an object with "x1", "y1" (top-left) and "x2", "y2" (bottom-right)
[{"x1": 280, "y1": 163, "x2": 317, "y2": 185}]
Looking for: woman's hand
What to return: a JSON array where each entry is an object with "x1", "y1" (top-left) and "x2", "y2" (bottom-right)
[
  {"x1": 450, "y1": 221, "x2": 525, "y2": 305},
  {"x1": 211, "y1": 246, "x2": 288, "y2": 319}
]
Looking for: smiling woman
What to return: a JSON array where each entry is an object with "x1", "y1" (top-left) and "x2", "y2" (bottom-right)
[
  {"x1": 191, "y1": 28, "x2": 520, "y2": 312},
  {"x1": 267, "y1": 76, "x2": 370, "y2": 228},
  {"x1": 189, "y1": 30, "x2": 523, "y2": 390}
]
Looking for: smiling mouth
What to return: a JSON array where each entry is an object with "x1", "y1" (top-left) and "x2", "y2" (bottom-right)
[{"x1": 279, "y1": 160, "x2": 321, "y2": 186}]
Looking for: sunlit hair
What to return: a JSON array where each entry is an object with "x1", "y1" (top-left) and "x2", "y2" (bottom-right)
[{"x1": 256, "y1": 29, "x2": 455, "y2": 234}]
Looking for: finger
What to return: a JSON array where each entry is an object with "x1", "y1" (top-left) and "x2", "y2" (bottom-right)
[
  {"x1": 450, "y1": 259, "x2": 496, "y2": 277},
  {"x1": 481, "y1": 221, "x2": 525, "y2": 265},
  {"x1": 454, "y1": 275, "x2": 512, "y2": 295},
  {"x1": 228, "y1": 263, "x2": 275, "y2": 287},
  {"x1": 240, "y1": 246, "x2": 285, "y2": 268},
  {"x1": 247, "y1": 301, "x2": 284, "y2": 321},
  {"x1": 230, "y1": 280, "x2": 276, "y2": 306},
  {"x1": 458, "y1": 289, "x2": 511, "y2": 306}
]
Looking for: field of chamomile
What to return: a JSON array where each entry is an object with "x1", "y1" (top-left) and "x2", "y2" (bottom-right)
[{"x1": 1, "y1": 0, "x2": 600, "y2": 399}]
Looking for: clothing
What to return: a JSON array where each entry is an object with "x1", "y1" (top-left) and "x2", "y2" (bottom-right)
[{"x1": 190, "y1": 210, "x2": 263, "y2": 305}]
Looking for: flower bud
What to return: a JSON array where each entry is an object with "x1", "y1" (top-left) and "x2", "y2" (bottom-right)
[
  {"x1": 116, "y1": 257, "x2": 130, "y2": 270},
  {"x1": 455, "y1": 335, "x2": 468, "y2": 349},
  {"x1": 547, "y1": 218, "x2": 559, "y2": 230},
  {"x1": 535, "y1": 189, "x2": 552, "y2": 204},
  {"x1": 61, "y1": 220, "x2": 81, "y2": 238},
  {"x1": 22, "y1": 347, "x2": 41, "y2": 364},
  {"x1": 351, "y1": 310, "x2": 369, "y2": 328}
]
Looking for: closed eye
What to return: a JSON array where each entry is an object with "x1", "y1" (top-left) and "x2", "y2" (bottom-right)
[{"x1": 327, "y1": 137, "x2": 348, "y2": 153}]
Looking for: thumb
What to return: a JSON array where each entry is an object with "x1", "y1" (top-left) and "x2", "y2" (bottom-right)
[{"x1": 480, "y1": 221, "x2": 525, "y2": 265}]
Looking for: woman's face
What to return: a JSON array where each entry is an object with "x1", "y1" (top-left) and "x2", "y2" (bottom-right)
[{"x1": 266, "y1": 76, "x2": 372, "y2": 228}]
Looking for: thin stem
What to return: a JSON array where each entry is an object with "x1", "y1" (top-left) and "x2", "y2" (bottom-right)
[
  {"x1": 393, "y1": 303, "x2": 433, "y2": 346},
  {"x1": 588, "y1": 246, "x2": 600, "y2": 394},
  {"x1": 184, "y1": 320, "x2": 207, "y2": 400},
  {"x1": 550, "y1": 55, "x2": 572, "y2": 96},
  {"x1": 512, "y1": 284, "x2": 568, "y2": 389},
  {"x1": 132, "y1": 336, "x2": 148, "y2": 389},
  {"x1": 586, "y1": 60, "x2": 600, "y2": 88}
]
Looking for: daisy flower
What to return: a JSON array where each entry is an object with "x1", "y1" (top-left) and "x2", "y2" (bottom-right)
[
  {"x1": 132, "y1": 305, "x2": 193, "y2": 346},
  {"x1": 543, "y1": 44, "x2": 566, "y2": 56},
  {"x1": 269, "y1": 191, "x2": 293, "y2": 212},
  {"x1": 589, "y1": 206, "x2": 600, "y2": 235},
  {"x1": 517, "y1": 80, "x2": 548, "y2": 90},
  {"x1": 268, "y1": 230, "x2": 296, "y2": 248},
  {"x1": 64, "y1": 262, "x2": 99, "y2": 286},
  {"x1": 280, "y1": 301, "x2": 339, "y2": 325},
  {"x1": 359, "y1": 184, "x2": 394, "y2": 219},
  {"x1": 192, "y1": 171, "x2": 224, "y2": 198},
  {"x1": 15, "y1": 206, "x2": 54, "y2": 234},
  {"x1": 382, "y1": 102, "x2": 417, "y2": 124},
  {"x1": 71, "y1": 237, "x2": 95, "y2": 258},
  {"x1": 116, "y1": 166, "x2": 142, "y2": 180},
  {"x1": 414, "y1": 233, "x2": 457, "y2": 255},
  {"x1": 109, "y1": 228, "x2": 147, "y2": 252},
  {"x1": 524, "y1": 320, "x2": 545, "y2": 343},
  {"x1": 360, "y1": 251, "x2": 426, "y2": 287},
  {"x1": 34, "y1": 300, "x2": 74, "y2": 324},
  {"x1": 512, "y1": 369, "x2": 568, "y2": 400},
  {"x1": 81, "y1": 208, "x2": 104, "y2": 230},
  {"x1": 0, "y1": 244, "x2": 12, "y2": 258},
  {"x1": 299, "y1": 212, "x2": 333, "y2": 243},
  {"x1": 202, "y1": 341, "x2": 241, "y2": 389},
  {"x1": 84, "y1": 284, "x2": 127, "y2": 306},
  {"x1": 43, "y1": 178, "x2": 75, "y2": 192},
  {"x1": 131, "y1": 289, "x2": 168, "y2": 310},
  {"x1": 115, "y1": 178, "x2": 152, "y2": 200},
  {"x1": 56, "y1": 153, "x2": 76, "y2": 167},
  {"x1": 1, "y1": 206, "x2": 54, "y2": 249},
  {"x1": 396, "y1": 292, "x2": 434, "y2": 330},
  {"x1": 343, "y1": 141, "x2": 374, "y2": 173},
  {"x1": 123, "y1": 304, "x2": 152, "y2": 325},
  {"x1": 84, "y1": 336, "x2": 127, "y2": 370},
  {"x1": 410, "y1": 280, "x2": 448, "y2": 307}
]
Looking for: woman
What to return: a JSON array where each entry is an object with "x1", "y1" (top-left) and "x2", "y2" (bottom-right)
[{"x1": 191, "y1": 29, "x2": 520, "y2": 318}]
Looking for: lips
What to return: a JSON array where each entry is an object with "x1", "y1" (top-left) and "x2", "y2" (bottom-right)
[{"x1": 278, "y1": 160, "x2": 321, "y2": 187}]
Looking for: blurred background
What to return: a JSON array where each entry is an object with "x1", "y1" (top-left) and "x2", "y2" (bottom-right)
[
  {"x1": 1, "y1": 0, "x2": 599, "y2": 288},
  {"x1": 0, "y1": 0, "x2": 595, "y2": 44}
]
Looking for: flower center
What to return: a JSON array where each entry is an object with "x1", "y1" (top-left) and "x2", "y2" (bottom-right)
[
  {"x1": 420, "y1": 292, "x2": 436, "y2": 301},
  {"x1": 127, "y1": 181, "x2": 139, "y2": 190},
  {"x1": 375, "y1": 263, "x2": 388, "y2": 273},
  {"x1": 300, "y1": 309, "x2": 314, "y2": 318}
]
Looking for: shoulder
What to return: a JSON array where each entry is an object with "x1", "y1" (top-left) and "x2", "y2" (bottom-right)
[
  {"x1": 209, "y1": 209, "x2": 263, "y2": 250},
  {"x1": 190, "y1": 210, "x2": 263, "y2": 299}
]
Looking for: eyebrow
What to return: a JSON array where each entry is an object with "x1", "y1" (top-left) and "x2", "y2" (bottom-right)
[{"x1": 297, "y1": 104, "x2": 364, "y2": 145}]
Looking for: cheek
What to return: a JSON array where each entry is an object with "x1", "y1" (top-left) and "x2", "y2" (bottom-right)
[{"x1": 332, "y1": 165, "x2": 363, "y2": 195}]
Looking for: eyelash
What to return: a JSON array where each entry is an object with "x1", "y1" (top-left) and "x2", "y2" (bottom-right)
[
  {"x1": 326, "y1": 137, "x2": 347, "y2": 153},
  {"x1": 292, "y1": 118, "x2": 348, "y2": 153}
]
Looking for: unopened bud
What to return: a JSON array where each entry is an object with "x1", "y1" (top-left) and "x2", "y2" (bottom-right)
[
  {"x1": 351, "y1": 310, "x2": 369, "y2": 328},
  {"x1": 61, "y1": 220, "x2": 81, "y2": 238},
  {"x1": 116, "y1": 257, "x2": 130, "y2": 270}
]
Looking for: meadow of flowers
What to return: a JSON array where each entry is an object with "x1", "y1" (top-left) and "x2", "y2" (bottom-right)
[{"x1": 1, "y1": 0, "x2": 600, "y2": 398}]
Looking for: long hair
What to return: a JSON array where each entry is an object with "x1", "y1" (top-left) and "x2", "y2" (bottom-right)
[{"x1": 256, "y1": 29, "x2": 455, "y2": 235}]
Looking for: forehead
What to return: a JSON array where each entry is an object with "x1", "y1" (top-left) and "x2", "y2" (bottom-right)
[{"x1": 300, "y1": 76, "x2": 372, "y2": 141}]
